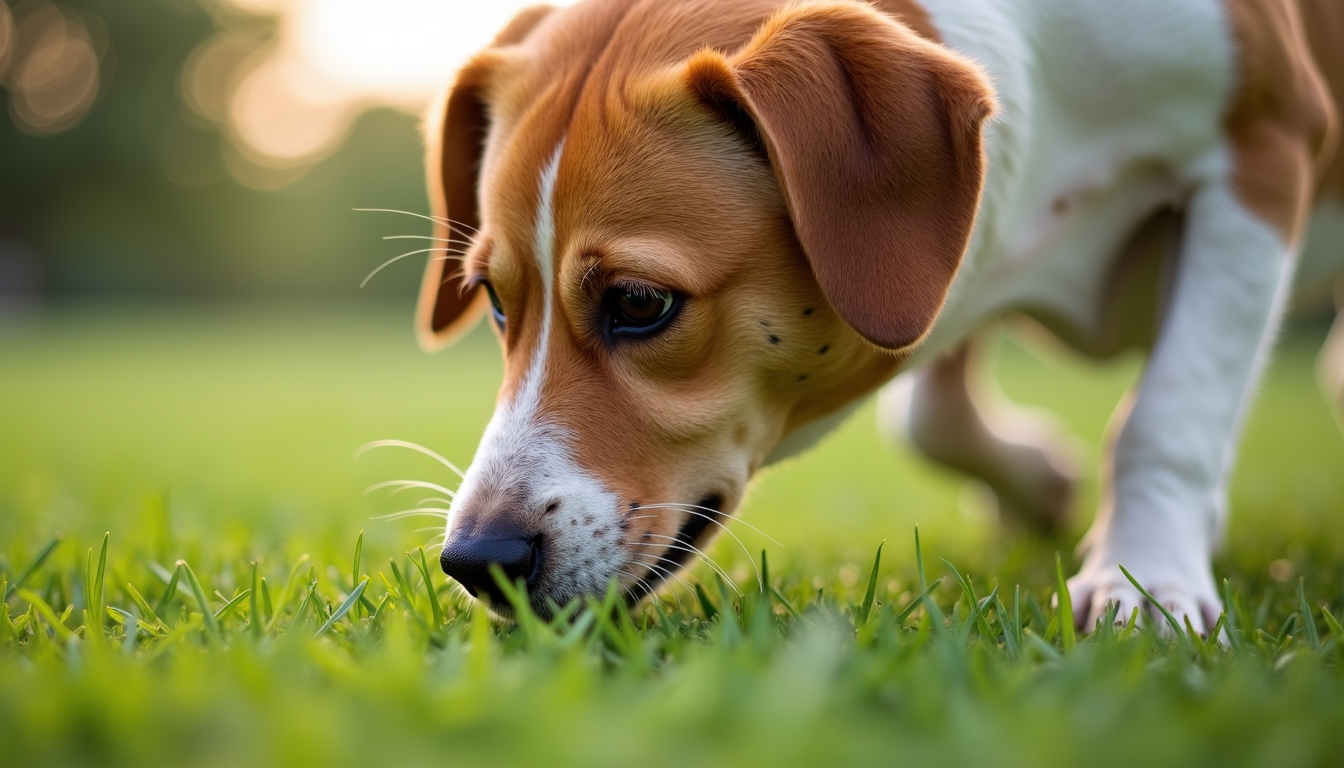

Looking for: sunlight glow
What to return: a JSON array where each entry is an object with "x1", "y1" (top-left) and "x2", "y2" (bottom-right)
[{"x1": 192, "y1": 0, "x2": 578, "y2": 187}]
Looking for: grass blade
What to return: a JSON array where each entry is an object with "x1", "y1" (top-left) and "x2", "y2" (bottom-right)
[
  {"x1": 92, "y1": 532, "x2": 108, "y2": 620},
  {"x1": 352, "y1": 530, "x2": 364, "y2": 589},
  {"x1": 351, "y1": 530, "x2": 376, "y2": 615},
  {"x1": 760, "y1": 550, "x2": 770, "y2": 597},
  {"x1": 83, "y1": 533, "x2": 109, "y2": 636},
  {"x1": 249, "y1": 562, "x2": 262, "y2": 640},
  {"x1": 1207, "y1": 612, "x2": 1228, "y2": 648},
  {"x1": 16, "y1": 589, "x2": 75, "y2": 642},
  {"x1": 1184, "y1": 615, "x2": 1213, "y2": 663},
  {"x1": 1221, "y1": 579, "x2": 1244, "y2": 651},
  {"x1": 942, "y1": 559, "x2": 995, "y2": 641},
  {"x1": 213, "y1": 589, "x2": 252, "y2": 621},
  {"x1": 1298, "y1": 577, "x2": 1320, "y2": 650},
  {"x1": 994, "y1": 592, "x2": 1019, "y2": 657},
  {"x1": 268, "y1": 554, "x2": 312, "y2": 632},
  {"x1": 769, "y1": 585, "x2": 803, "y2": 620},
  {"x1": 1320, "y1": 605, "x2": 1344, "y2": 648},
  {"x1": 895, "y1": 578, "x2": 943, "y2": 624},
  {"x1": 409, "y1": 548, "x2": 445, "y2": 627},
  {"x1": 966, "y1": 588, "x2": 999, "y2": 643},
  {"x1": 177, "y1": 560, "x2": 221, "y2": 642},
  {"x1": 261, "y1": 577, "x2": 274, "y2": 625},
  {"x1": 1013, "y1": 585, "x2": 1023, "y2": 649},
  {"x1": 857, "y1": 541, "x2": 884, "y2": 625},
  {"x1": 1118, "y1": 564, "x2": 1191, "y2": 653},
  {"x1": 124, "y1": 582, "x2": 165, "y2": 630},
  {"x1": 315, "y1": 577, "x2": 369, "y2": 638},
  {"x1": 914, "y1": 526, "x2": 927, "y2": 593},
  {"x1": 152, "y1": 562, "x2": 184, "y2": 617},
  {"x1": 1054, "y1": 552, "x2": 1075, "y2": 652},
  {"x1": 378, "y1": 572, "x2": 427, "y2": 628},
  {"x1": 4, "y1": 535, "x2": 62, "y2": 600},
  {"x1": 695, "y1": 583, "x2": 719, "y2": 622}
]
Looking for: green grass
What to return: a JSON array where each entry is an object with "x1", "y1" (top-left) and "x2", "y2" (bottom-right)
[{"x1": 2, "y1": 302, "x2": 1344, "y2": 766}]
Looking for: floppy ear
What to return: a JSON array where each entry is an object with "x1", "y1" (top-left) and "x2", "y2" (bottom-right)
[
  {"x1": 417, "y1": 5, "x2": 554, "y2": 351},
  {"x1": 684, "y1": 2, "x2": 995, "y2": 351}
]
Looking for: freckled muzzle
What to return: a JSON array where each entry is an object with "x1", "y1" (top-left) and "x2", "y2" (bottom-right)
[{"x1": 439, "y1": 524, "x2": 541, "y2": 606}]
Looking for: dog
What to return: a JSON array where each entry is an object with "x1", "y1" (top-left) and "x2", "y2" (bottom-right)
[{"x1": 416, "y1": 0, "x2": 1344, "y2": 631}]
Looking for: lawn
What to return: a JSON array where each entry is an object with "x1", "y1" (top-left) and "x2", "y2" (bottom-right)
[{"x1": 2, "y1": 301, "x2": 1343, "y2": 767}]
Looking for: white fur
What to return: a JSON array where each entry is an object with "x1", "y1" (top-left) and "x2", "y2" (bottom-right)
[
  {"x1": 447, "y1": 142, "x2": 628, "y2": 602},
  {"x1": 1070, "y1": 175, "x2": 1295, "y2": 632},
  {"x1": 867, "y1": 0, "x2": 1301, "y2": 631},
  {"x1": 916, "y1": 0, "x2": 1234, "y2": 360}
]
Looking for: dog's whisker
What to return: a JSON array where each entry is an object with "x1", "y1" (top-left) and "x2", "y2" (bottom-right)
[
  {"x1": 384, "y1": 234, "x2": 478, "y2": 246},
  {"x1": 634, "y1": 502, "x2": 781, "y2": 545},
  {"x1": 351, "y1": 207, "x2": 480, "y2": 235},
  {"x1": 618, "y1": 561, "x2": 681, "y2": 607},
  {"x1": 614, "y1": 568, "x2": 658, "y2": 605},
  {"x1": 638, "y1": 533, "x2": 738, "y2": 582},
  {"x1": 623, "y1": 554, "x2": 694, "y2": 607},
  {"x1": 626, "y1": 559, "x2": 698, "y2": 607},
  {"x1": 637, "y1": 534, "x2": 742, "y2": 596},
  {"x1": 624, "y1": 513, "x2": 749, "y2": 591},
  {"x1": 415, "y1": 496, "x2": 454, "y2": 507},
  {"x1": 640, "y1": 554, "x2": 708, "y2": 609},
  {"x1": 365, "y1": 479, "x2": 457, "y2": 497},
  {"x1": 356, "y1": 440, "x2": 467, "y2": 479},
  {"x1": 361, "y1": 247, "x2": 449, "y2": 288},
  {"x1": 633, "y1": 504, "x2": 764, "y2": 588},
  {"x1": 371, "y1": 508, "x2": 452, "y2": 522}
]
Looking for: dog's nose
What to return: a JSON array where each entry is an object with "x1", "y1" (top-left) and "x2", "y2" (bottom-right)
[{"x1": 439, "y1": 529, "x2": 538, "y2": 605}]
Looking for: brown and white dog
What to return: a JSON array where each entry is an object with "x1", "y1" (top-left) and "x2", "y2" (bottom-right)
[{"x1": 416, "y1": 0, "x2": 1344, "y2": 631}]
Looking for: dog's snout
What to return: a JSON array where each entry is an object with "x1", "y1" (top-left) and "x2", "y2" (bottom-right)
[{"x1": 439, "y1": 527, "x2": 539, "y2": 605}]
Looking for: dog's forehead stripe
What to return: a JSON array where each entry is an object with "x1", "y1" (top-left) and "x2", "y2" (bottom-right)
[
  {"x1": 533, "y1": 142, "x2": 565, "y2": 298},
  {"x1": 511, "y1": 140, "x2": 566, "y2": 414}
]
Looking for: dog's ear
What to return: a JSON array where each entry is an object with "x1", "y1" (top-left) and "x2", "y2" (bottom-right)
[
  {"x1": 417, "y1": 5, "x2": 554, "y2": 352},
  {"x1": 683, "y1": 2, "x2": 995, "y2": 351}
]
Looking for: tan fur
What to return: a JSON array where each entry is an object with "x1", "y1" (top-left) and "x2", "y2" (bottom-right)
[
  {"x1": 1297, "y1": 0, "x2": 1344, "y2": 201},
  {"x1": 1223, "y1": 0, "x2": 1339, "y2": 241},
  {"x1": 419, "y1": 0, "x2": 990, "y2": 563},
  {"x1": 683, "y1": 3, "x2": 995, "y2": 351}
]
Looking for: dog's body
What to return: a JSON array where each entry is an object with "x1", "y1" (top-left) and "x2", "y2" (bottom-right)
[{"x1": 419, "y1": 0, "x2": 1344, "y2": 630}]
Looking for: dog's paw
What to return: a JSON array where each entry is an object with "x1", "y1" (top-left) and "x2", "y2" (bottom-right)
[{"x1": 1066, "y1": 562, "x2": 1221, "y2": 638}]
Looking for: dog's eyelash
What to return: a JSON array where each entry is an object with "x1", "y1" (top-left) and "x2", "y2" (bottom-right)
[{"x1": 608, "y1": 279, "x2": 663, "y2": 297}]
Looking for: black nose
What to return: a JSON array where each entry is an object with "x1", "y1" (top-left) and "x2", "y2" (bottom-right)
[{"x1": 439, "y1": 529, "x2": 539, "y2": 605}]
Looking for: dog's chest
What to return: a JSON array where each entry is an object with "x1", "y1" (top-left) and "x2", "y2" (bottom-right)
[{"x1": 907, "y1": 0, "x2": 1236, "y2": 362}]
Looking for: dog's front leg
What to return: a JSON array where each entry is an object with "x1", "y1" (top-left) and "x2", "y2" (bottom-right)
[{"x1": 1068, "y1": 179, "x2": 1297, "y2": 635}]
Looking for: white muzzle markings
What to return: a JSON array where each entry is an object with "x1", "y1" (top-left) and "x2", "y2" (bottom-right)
[{"x1": 446, "y1": 140, "x2": 627, "y2": 605}]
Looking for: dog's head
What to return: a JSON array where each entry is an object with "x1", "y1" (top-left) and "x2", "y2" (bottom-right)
[{"x1": 421, "y1": 0, "x2": 994, "y2": 616}]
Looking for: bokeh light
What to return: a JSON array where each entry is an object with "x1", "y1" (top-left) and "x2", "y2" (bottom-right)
[
  {"x1": 0, "y1": 0, "x2": 110, "y2": 137},
  {"x1": 186, "y1": 0, "x2": 579, "y2": 188}
]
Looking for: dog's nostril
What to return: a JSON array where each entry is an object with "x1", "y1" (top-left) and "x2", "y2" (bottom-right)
[{"x1": 439, "y1": 531, "x2": 539, "y2": 604}]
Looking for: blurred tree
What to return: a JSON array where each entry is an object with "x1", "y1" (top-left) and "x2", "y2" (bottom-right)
[{"x1": 0, "y1": 0, "x2": 428, "y2": 298}]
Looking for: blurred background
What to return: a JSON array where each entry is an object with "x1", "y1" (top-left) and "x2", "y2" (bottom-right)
[
  {"x1": 0, "y1": 0, "x2": 583, "y2": 301},
  {"x1": 1, "y1": 0, "x2": 1342, "y2": 592}
]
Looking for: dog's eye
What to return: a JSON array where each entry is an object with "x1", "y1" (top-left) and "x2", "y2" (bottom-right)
[
  {"x1": 483, "y1": 281, "x2": 505, "y2": 330},
  {"x1": 606, "y1": 284, "x2": 679, "y2": 338}
]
